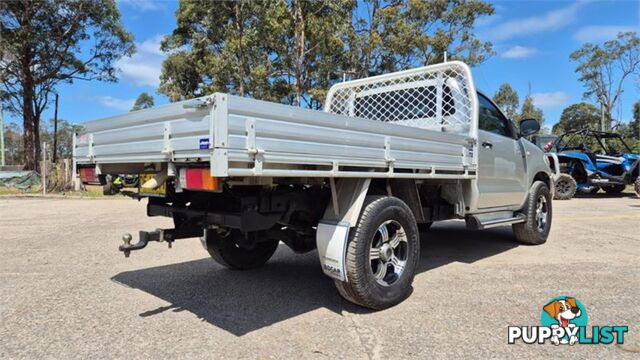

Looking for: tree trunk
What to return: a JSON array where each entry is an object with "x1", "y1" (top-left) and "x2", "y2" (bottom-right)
[
  {"x1": 362, "y1": 0, "x2": 379, "y2": 78},
  {"x1": 22, "y1": 62, "x2": 37, "y2": 170},
  {"x1": 605, "y1": 103, "x2": 613, "y2": 131},
  {"x1": 53, "y1": 93, "x2": 59, "y2": 163},
  {"x1": 234, "y1": 2, "x2": 245, "y2": 97},
  {"x1": 19, "y1": 1, "x2": 38, "y2": 170},
  {"x1": 292, "y1": 0, "x2": 305, "y2": 107}
]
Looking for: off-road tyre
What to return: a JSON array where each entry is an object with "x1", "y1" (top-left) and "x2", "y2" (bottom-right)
[
  {"x1": 603, "y1": 184, "x2": 626, "y2": 194},
  {"x1": 635, "y1": 177, "x2": 640, "y2": 198},
  {"x1": 553, "y1": 174, "x2": 576, "y2": 200},
  {"x1": 513, "y1": 181, "x2": 552, "y2": 245},
  {"x1": 203, "y1": 229, "x2": 279, "y2": 270},
  {"x1": 334, "y1": 196, "x2": 420, "y2": 310}
]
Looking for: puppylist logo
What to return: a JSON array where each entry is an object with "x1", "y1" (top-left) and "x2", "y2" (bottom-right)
[{"x1": 508, "y1": 296, "x2": 628, "y2": 345}]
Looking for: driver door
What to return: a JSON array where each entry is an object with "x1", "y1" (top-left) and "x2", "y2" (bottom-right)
[{"x1": 475, "y1": 93, "x2": 527, "y2": 209}]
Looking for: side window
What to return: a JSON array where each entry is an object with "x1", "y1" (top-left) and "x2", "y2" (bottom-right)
[{"x1": 478, "y1": 93, "x2": 512, "y2": 138}]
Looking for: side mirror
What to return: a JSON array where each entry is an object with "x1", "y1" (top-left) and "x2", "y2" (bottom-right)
[{"x1": 520, "y1": 118, "x2": 540, "y2": 136}]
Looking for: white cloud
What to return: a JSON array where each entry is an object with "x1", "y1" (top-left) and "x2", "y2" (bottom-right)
[
  {"x1": 488, "y1": 1, "x2": 587, "y2": 41},
  {"x1": 115, "y1": 35, "x2": 166, "y2": 87},
  {"x1": 501, "y1": 46, "x2": 537, "y2": 59},
  {"x1": 531, "y1": 92, "x2": 570, "y2": 109},
  {"x1": 476, "y1": 14, "x2": 501, "y2": 27},
  {"x1": 117, "y1": 0, "x2": 164, "y2": 12},
  {"x1": 573, "y1": 25, "x2": 637, "y2": 43},
  {"x1": 96, "y1": 96, "x2": 135, "y2": 111}
]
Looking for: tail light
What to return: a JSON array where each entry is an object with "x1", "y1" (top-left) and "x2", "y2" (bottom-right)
[
  {"x1": 79, "y1": 167, "x2": 99, "y2": 184},
  {"x1": 179, "y1": 168, "x2": 221, "y2": 192}
]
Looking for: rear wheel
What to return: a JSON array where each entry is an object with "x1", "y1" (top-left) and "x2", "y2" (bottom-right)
[
  {"x1": 513, "y1": 181, "x2": 552, "y2": 245},
  {"x1": 334, "y1": 196, "x2": 420, "y2": 310},
  {"x1": 635, "y1": 178, "x2": 640, "y2": 198},
  {"x1": 553, "y1": 174, "x2": 576, "y2": 200},
  {"x1": 202, "y1": 228, "x2": 279, "y2": 270},
  {"x1": 603, "y1": 184, "x2": 626, "y2": 194}
]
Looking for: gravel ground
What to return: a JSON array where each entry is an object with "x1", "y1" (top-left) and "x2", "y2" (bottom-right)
[{"x1": 0, "y1": 193, "x2": 638, "y2": 359}]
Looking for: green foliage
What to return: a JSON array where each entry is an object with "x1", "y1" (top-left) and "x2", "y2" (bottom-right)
[
  {"x1": 159, "y1": 0, "x2": 495, "y2": 108},
  {"x1": 0, "y1": 0, "x2": 134, "y2": 169},
  {"x1": 570, "y1": 31, "x2": 640, "y2": 129},
  {"x1": 39, "y1": 118, "x2": 74, "y2": 160},
  {"x1": 131, "y1": 92, "x2": 155, "y2": 111},
  {"x1": 552, "y1": 102, "x2": 600, "y2": 134},
  {"x1": 2, "y1": 122, "x2": 23, "y2": 165},
  {"x1": 3, "y1": 118, "x2": 74, "y2": 165},
  {"x1": 632, "y1": 100, "x2": 640, "y2": 139},
  {"x1": 492, "y1": 83, "x2": 519, "y2": 120},
  {"x1": 519, "y1": 95, "x2": 544, "y2": 126}
]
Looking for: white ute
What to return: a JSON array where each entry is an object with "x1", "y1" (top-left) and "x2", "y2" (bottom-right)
[{"x1": 74, "y1": 62, "x2": 554, "y2": 309}]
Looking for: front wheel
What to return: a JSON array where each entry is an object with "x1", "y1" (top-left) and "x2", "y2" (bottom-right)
[
  {"x1": 634, "y1": 178, "x2": 640, "y2": 198},
  {"x1": 513, "y1": 181, "x2": 552, "y2": 245},
  {"x1": 202, "y1": 228, "x2": 279, "y2": 270},
  {"x1": 334, "y1": 196, "x2": 420, "y2": 310},
  {"x1": 553, "y1": 173, "x2": 576, "y2": 200}
]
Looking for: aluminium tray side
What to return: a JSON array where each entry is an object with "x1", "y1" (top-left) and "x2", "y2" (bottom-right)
[{"x1": 210, "y1": 94, "x2": 476, "y2": 178}]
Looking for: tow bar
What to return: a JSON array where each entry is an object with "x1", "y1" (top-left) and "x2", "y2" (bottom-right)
[{"x1": 119, "y1": 227, "x2": 203, "y2": 257}]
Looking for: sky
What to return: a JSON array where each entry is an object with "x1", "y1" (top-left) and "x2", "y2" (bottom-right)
[{"x1": 4, "y1": 0, "x2": 640, "y2": 130}]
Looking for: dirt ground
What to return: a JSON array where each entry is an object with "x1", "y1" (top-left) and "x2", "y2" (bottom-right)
[{"x1": 0, "y1": 193, "x2": 639, "y2": 359}]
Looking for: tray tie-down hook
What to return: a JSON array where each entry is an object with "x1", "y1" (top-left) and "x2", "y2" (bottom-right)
[{"x1": 119, "y1": 229, "x2": 173, "y2": 258}]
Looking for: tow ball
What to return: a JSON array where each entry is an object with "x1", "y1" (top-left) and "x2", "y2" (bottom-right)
[
  {"x1": 119, "y1": 229, "x2": 174, "y2": 258},
  {"x1": 119, "y1": 227, "x2": 204, "y2": 257}
]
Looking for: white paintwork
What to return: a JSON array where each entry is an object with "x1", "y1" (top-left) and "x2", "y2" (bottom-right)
[
  {"x1": 476, "y1": 130, "x2": 528, "y2": 208},
  {"x1": 316, "y1": 221, "x2": 351, "y2": 281}
]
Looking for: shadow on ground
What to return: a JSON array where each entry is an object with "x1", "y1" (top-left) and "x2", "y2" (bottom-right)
[
  {"x1": 574, "y1": 191, "x2": 638, "y2": 199},
  {"x1": 111, "y1": 221, "x2": 518, "y2": 336}
]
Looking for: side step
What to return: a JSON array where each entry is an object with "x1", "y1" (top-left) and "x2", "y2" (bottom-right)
[{"x1": 466, "y1": 212, "x2": 526, "y2": 230}]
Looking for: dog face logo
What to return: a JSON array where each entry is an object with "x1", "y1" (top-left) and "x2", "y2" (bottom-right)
[
  {"x1": 543, "y1": 297, "x2": 582, "y2": 327},
  {"x1": 540, "y1": 296, "x2": 588, "y2": 345}
]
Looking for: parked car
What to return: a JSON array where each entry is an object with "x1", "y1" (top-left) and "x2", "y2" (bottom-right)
[
  {"x1": 74, "y1": 62, "x2": 554, "y2": 309},
  {"x1": 551, "y1": 129, "x2": 640, "y2": 199}
]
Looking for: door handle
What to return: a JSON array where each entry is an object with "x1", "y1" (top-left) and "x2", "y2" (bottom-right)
[{"x1": 482, "y1": 141, "x2": 493, "y2": 149}]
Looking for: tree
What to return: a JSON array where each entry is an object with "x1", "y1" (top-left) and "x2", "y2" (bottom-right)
[
  {"x1": 39, "y1": 118, "x2": 74, "y2": 160},
  {"x1": 632, "y1": 100, "x2": 640, "y2": 139},
  {"x1": 552, "y1": 102, "x2": 600, "y2": 134},
  {"x1": 2, "y1": 122, "x2": 23, "y2": 165},
  {"x1": 492, "y1": 83, "x2": 519, "y2": 120},
  {"x1": 159, "y1": 51, "x2": 201, "y2": 102},
  {"x1": 131, "y1": 92, "x2": 154, "y2": 111},
  {"x1": 0, "y1": 0, "x2": 134, "y2": 170},
  {"x1": 570, "y1": 31, "x2": 640, "y2": 130},
  {"x1": 345, "y1": 0, "x2": 494, "y2": 79},
  {"x1": 160, "y1": 1, "x2": 291, "y2": 103},
  {"x1": 520, "y1": 95, "x2": 544, "y2": 126},
  {"x1": 159, "y1": 0, "x2": 495, "y2": 108}
]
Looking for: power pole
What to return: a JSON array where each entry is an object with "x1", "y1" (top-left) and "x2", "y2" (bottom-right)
[
  {"x1": 0, "y1": 108, "x2": 5, "y2": 167},
  {"x1": 42, "y1": 142, "x2": 47, "y2": 195},
  {"x1": 53, "y1": 93, "x2": 59, "y2": 163}
]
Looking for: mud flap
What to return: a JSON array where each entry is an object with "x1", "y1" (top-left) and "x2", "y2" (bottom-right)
[{"x1": 316, "y1": 221, "x2": 350, "y2": 282}]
